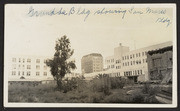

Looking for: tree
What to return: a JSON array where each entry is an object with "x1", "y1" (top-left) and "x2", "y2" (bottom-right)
[{"x1": 46, "y1": 35, "x2": 76, "y2": 89}]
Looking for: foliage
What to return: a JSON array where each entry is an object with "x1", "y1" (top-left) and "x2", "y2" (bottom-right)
[
  {"x1": 8, "y1": 81, "x2": 163, "y2": 103},
  {"x1": 62, "y1": 77, "x2": 87, "y2": 93},
  {"x1": 90, "y1": 75, "x2": 111, "y2": 95},
  {"x1": 45, "y1": 35, "x2": 76, "y2": 89},
  {"x1": 110, "y1": 77, "x2": 126, "y2": 89},
  {"x1": 142, "y1": 82, "x2": 151, "y2": 94},
  {"x1": 148, "y1": 46, "x2": 172, "y2": 56}
]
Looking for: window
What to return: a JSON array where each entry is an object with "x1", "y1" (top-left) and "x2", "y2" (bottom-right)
[
  {"x1": 44, "y1": 59, "x2": 47, "y2": 63},
  {"x1": 23, "y1": 58, "x2": 25, "y2": 63},
  {"x1": 27, "y1": 59, "x2": 31, "y2": 63},
  {"x1": 18, "y1": 65, "x2": 21, "y2": 69},
  {"x1": 12, "y1": 58, "x2": 16, "y2": 62},
  {"x1": 22, "y1": 71, "x2": 24, "y2": 75},
  {"x1": 36, "y1": 65, "x2": 40, "y2": 69},
  {"x1": 133, "y1": 54, "x2": 135, "y2": 58},
  {"x1": 131, "y1": 61, "x2": 132, "y2": 65},
  {"x1": 44, "y1": 72, "x2": 47, "y2": 76},
  {"x1": 142, "y1": 52, "x2": 144, "y2": 56},
  {"x1": 136, "y1": 53, "x2": 138, "y2": 57},
  {"x1": 36, "y1": 72, "x2": 40, "y2": 76},
  {"x1": 111, "y1": 65, "x2": 114, "y2": 68},
  {"x1": 12, "y1": 71, "x2": 16, "y2": 75},
  {"x1": 19, "y1": 58, "x2": 21, "y2": 62},
  {"x1": 36, "y1": 59, "x2": 40, "y2": 63},
  {"x1": 18, "y1": 71, "x2": 20, "y2": 76},
  {"x1": 127, "y1": 56, "x2": 129, "y2": 60},
  {"x1": 138, "y1": 70, "x2": 140, "y2": 75},
  {"x1": 130, "y1": 55, "x2": 132, "y2": 59},
  {"x1": 22, "y1": 65, "x2": 25, "y2": 69},
  {"x1": 139, "y1": 53, "x2": 141, "y2": 57},
  {"x1": 27, "y1": 71, "x2": 31, "y2": 76},
  {"x1": 27, "y1": 65, "x2": 31, "y2": 69}
]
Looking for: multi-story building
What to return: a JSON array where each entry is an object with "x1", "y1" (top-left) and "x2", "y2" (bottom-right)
[
  {"x1": 8, "y1": 55, "x2": 53, "y2": 81},
  {"x1": 105, "y1": 41, "x2": 173, "y2": 82},
  {"x1": 81, "y1": 53, "x2": 103, "y2": 74}
]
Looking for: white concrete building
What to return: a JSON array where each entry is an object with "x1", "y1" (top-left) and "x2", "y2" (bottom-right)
[
  {"x1": 105, "y1": 41, "x2": 172, "y2": 82},
  {"x1": 83, "y1": 41, "x2": 173, "y2": 82},
  {"x1": 8, "y1": 55, "x2": 54, "y2": 81}
]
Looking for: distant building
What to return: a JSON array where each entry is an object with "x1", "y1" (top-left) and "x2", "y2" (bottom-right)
[
  {"x1": 83, "y1": 41, "x2": 173, "y2": 82},
  {"x1": 8, "y1": 55, "x2": 53, "y2": 81},
  {"x1": 81, "y1": 53, "x2": 103, "y2": 73},
  {"x1": 104, "y1": 41, "x2": 172, "y2": 82},
  {"x1": 8, "y1": 55, "x2": 76, "y2": 81}
]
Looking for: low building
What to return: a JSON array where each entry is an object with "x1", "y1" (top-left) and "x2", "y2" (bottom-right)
[{"x1": 147, "y1": 46, "x2": 173, "y2": 83}]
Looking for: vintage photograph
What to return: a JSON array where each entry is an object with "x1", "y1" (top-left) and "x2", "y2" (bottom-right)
[{"x1": 4, "y1": 4, "x2": 177, "y2": 107}]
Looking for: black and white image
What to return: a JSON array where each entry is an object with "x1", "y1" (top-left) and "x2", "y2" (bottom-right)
[{"x1": 4, "y1": 4, "x2": 177, "y2": 107}]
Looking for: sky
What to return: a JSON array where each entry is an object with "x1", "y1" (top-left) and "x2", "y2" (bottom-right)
[{"x1": 5, "y1": 4, "x2": 175, "y2": 73}]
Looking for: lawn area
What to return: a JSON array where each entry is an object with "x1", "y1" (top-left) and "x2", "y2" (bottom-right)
[{"x1": 8, "y1": 79, "x2": 160, "y2": 103}]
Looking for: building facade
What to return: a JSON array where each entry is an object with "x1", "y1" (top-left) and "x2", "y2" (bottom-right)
[
  {"x1": 104, "y1": 41, "x2": 172, "y2": 82},
  {"x1": 81, "y1": 53, "x2": 103, "y2": 74},
  {"x1": 8, "y1": 55, "x2": 53, "y2": 81},
  {"x1": 147, "y1": 46, "x2": 173, "y2": 83}
]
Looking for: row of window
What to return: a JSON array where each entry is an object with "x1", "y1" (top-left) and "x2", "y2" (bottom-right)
[
  {"x1": 116, "y1": 66, "x2": 121, "y2": 69},
  {"x1": 106, "y1": 59, "x2": 114, "y2": 63},
  {"x1": 11, "y1": 71, "x2": 47, "y2": 76},
  {"x1": 107, "y1": 65, "x2": 120, "y2": 69},
  {"x1": 122, "y1": 51, "x2": 147, "y2": 60},
  {"x1": 107, "y1": 65, "x2": 115, "y2": 69},
  {"x1": 124, "y1": 70, "x2": 143, "y2": 76},
  {"x1": 123, "y1": 59, "x2": 147, "y2": 66},
  {"x1": 12, "y1": 65, "x2": 47, "y2": 70},
  {"x1": 116, "y1": 60, "x2": 121, "y2": 64},
  {"x1": 12, "y1": 58, "x2": 47, "y2": 63}
]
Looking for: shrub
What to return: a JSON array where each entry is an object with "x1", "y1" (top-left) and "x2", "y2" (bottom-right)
[
  {"x1": 62, "y1": 77, "x2": 87, "y2": 93},
  {"x1": 132, "y1": 94, "x2": 144, "y2": 103},
  {"x1": 90, "y1": 92, "x2": 105, "y2": 103},
  {"x1": 90, "y1": 76, "x2": 111, "y2": 95},
  {"x1": 110, "y1": 77, "x2": 126, "y2": 89},
  {"x1": 142, "y1": 82, "x2": 151, "y2": 94},
  {"x1": 102, "y1": 93, "x2": 126, "y2": 103}
]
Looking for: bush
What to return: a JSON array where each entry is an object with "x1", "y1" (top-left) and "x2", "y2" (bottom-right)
[
  {"x1": 90, "y1": 76, "x2": 111, "y2": 95},
  {"x1": 110, "y1": 77, "x2": 126, "y2": 89},
  {"x1": 132, "y1": 94, "x2": 144, "y2": 103},
  {"x1": 142, "y1": 82, "x2": 151, "y2": 94},
  {"x1": 142, "y1": 83, "x2": 160, "y2": 96},
  {"x1": 62, "y1": 77, "x2": 87, "y2": 93}
]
